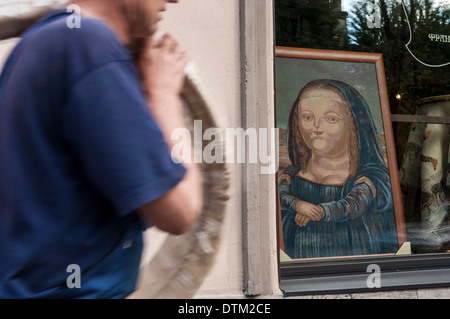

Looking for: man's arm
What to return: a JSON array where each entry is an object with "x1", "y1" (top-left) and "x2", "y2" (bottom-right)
[{"x1": 137, "y1": 34, "x2": 203, "y2": 235}]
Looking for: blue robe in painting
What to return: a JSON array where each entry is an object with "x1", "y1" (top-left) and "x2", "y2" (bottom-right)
[{"x1": 280, "y1": 79, "x2": 399, "y2": 259}]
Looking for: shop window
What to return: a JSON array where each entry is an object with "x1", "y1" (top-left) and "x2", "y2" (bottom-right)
[{"x1": 275, "y1": 0, "x2": 450, "y2": 295}]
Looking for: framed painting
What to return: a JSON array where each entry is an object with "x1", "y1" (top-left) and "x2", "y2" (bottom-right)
[{"x1": 276, "y1": 47, "x2": 406, "y2": 261}]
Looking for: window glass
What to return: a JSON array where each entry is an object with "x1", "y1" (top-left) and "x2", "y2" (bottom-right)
[{"x1": 275, "y1": 0, "x2": 450, "y2": 259}]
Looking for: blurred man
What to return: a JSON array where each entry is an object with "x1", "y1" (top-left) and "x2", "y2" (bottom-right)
[{"x1": 0, "y1": 0, "x2": 202, "y2": 298}]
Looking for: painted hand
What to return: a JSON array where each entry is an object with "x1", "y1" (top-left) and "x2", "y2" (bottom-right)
[{"x1": 294, "y1": 201, "x2": 324, "y2": 227}]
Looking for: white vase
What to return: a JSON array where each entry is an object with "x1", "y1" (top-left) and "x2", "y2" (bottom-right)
[{"x1": 418, "y1": 95, "x2": 450, "y2": 236}]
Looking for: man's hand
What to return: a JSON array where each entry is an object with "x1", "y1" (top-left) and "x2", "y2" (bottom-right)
[
  {"x1": 139, "y1": 33, "x2": 188, "y2": 120},
  {"x1": 136, "y1": 33, "x2": 202, "y2": 235}
]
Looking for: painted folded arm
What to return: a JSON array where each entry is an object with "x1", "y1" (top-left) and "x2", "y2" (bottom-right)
[
  {"x1": 278, "y1": 173, "x2": 298, "y2": 215},
  {"x1": 320, "y1": 176, "x2": 377, "y2": 222},
  {"x1": 279, "y1": 173, "x2": 323, "y2": 225}
]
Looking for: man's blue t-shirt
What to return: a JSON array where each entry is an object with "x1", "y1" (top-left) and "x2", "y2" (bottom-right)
[{"x1": 0, "y1": 10, "x2": 186, "y2": 298}]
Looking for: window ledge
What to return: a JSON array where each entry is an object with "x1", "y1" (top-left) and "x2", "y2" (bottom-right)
[{"x1": 280, "y1": 253, "x2": 450, "y2": 296}]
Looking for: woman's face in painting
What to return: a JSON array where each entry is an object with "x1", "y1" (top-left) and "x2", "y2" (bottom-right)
[{"x1": 298, "y1": 88, "x2": 351, "y2": 157}]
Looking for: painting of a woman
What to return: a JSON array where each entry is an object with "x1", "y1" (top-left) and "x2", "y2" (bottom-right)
[{"x1": 279, "y1": 79, "x2": 399, "y2": 259}]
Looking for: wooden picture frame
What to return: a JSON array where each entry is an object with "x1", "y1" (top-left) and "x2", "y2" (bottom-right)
[{"x1": 276, "y1": 47, "x2": 406, "y2": 261}]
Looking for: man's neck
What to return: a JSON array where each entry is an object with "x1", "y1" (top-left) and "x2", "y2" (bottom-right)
[{"x1": 69, "y1": 1, "x2": 131, "y2": 44}]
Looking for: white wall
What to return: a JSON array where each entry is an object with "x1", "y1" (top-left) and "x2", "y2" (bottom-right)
[
  {"x1": 0, "y1": 38, "x2": 19, "y2": 71},
  {"x1": 143, "y1": 0, "x2": 245, "y2": 297}
]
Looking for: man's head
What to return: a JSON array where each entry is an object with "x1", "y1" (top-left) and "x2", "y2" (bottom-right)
[
  {"x1": 123, "y1": 0, "x2": 179, "y2": 38},
  {"x1": 70, "y1": 0, "x2": 179, "y2": 42}
]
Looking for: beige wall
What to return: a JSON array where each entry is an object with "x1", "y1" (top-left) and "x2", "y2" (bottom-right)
[
  {"x1": 0, "y1": 38, "x2": 19, "y2": 70},
  {"x1": 141, "y1": 0, "x2": 281, "y2": 298},
  {"x1": 142, "y1": 0, "x2": 246, "y2": 297}
]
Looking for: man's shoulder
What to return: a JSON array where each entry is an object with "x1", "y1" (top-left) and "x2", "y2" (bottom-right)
[
  {"x1": 65, "y1": 16, "x2": 123, "y2": 50},
  {"x1": 66, "y1": 16, "x2": 130, "y2": 63},
  {"x1": 22, "y1": 11, "x2": 129, "y2": 60},
  {"x1": 17, "y1": 10, "x2": 132, "y2": 79}
]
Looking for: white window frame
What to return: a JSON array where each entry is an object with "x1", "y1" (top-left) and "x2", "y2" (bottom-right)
[{"x1": 240, "y1": 0, "x2": 281, "y2": 297}]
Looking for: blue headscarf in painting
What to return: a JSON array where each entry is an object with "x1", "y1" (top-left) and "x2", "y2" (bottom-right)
[{"x1": 286, "y1": 79, "x2": 394, "y2": 214}]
